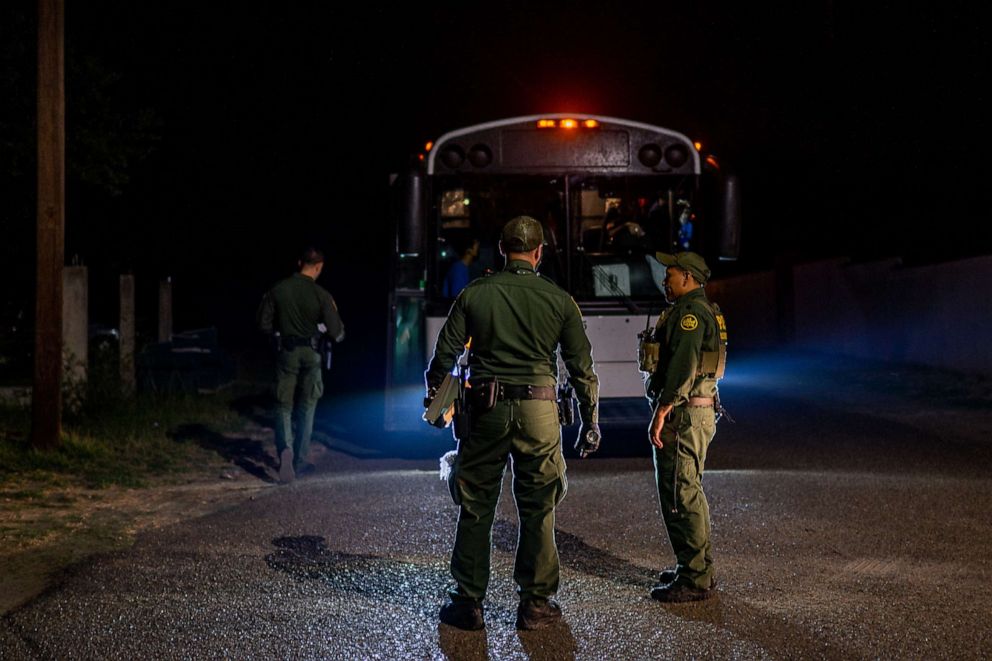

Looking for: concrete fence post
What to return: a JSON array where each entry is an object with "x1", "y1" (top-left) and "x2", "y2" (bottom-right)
[
  {"x1": 120, "y1": 274, "x2": 135, "y2": 393},
  {"x1": 62, "y1": 265, "x2": 87, "y2": 408},
  {"x1": 158, "y1": 277, "x2": 172, "y2": 343}
]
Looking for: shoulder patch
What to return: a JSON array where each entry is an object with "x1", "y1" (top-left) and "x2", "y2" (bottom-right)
[{"x1": 680, "y1": 314, "x2": 699, "y2": 331}]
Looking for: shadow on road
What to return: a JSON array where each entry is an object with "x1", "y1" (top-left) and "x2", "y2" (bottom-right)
[
  {"x1": 170, "y1": 423, "x2": 276, "y2": 482},
  {"x1": 265, "y1": 535, "x2": 449, "y2": 603},
  {"x1": 228, "y1": 391, "x2": 276, "y2": 429},
  {"x1": 266, "y1": 535, "x2": 580, "y2": 660},
  {"x1": 492, "y1": 520, "x2": 652, "y2": 589}
]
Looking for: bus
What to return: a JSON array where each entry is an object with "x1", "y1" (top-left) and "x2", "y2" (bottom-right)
[{"x1": 386, "y1": 114, "x2": 741, "y2": 430}]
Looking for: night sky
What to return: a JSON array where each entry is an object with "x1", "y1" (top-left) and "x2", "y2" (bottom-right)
[{"x1": 2, "y1": 2, "x2": 989, "y2": 385}]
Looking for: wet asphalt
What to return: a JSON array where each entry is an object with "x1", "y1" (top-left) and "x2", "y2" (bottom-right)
[{"x1": 1, "y1": 351, "x2": 990, "y2": 660}]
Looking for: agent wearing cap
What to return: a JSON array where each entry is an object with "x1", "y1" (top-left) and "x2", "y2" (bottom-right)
[
  {"x1": 257, "y1": 247, "x2": 345, "y2": 483},
  {"x1": 425, "y1": 215, "x2": 600, "y2": 631},
  {"x1": 644, "y1": 251, "x2": 727, "y2": 602}
]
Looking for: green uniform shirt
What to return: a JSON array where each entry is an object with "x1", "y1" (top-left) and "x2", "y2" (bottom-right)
[
  {"x1": 257, "y1": 272, "x2": 345, "y2": 341},
  {"x1": 426, "y1": 259, "x2": 599, "y2": 424},
  {"x1": 647, "y1": 288, "x2": 719, "y2": 406}
]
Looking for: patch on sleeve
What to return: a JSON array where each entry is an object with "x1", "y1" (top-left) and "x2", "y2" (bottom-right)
[{"x1": 679, "y1": 314, "x2": 699, "y2": 331}]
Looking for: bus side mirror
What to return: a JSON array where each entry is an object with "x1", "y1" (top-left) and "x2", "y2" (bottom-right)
[
  {"x1": 393, "y1": 170, "x2": 426, "y2": 255},
  {"x1": 716, "y1": 173, "x2": 742, "y2": 260}
]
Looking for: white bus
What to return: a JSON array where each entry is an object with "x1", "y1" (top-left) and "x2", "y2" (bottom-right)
[{"x1": 386, "y1": 114, "x2": 741, "y2": 429}]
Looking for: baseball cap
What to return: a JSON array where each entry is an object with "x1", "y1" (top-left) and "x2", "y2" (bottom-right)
[
  {"x1": 501, "y1": 216, "x2": 545, "y2": 252},
  {"x1": 655, "y1": 251, "x2": 711, "y2": 284}
]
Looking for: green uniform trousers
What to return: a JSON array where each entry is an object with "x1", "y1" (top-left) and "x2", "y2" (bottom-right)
[
  {"x1": 450, "y1": 398, "x2": 567, "y2": 602},
  {"x1": 653, "y1": 404, "x2": 716, "y2": 589},
  {"x1": 275, "y1": 346, "x2": 323, "y2": 469}
]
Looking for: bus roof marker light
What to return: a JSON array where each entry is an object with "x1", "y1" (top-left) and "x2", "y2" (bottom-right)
[
  {"x1": 537, "y1": 119, "x2": 556, "y2": 128},
  {"x1": 560, "y1": 119, "x2": 578, "y2": 129},
  {"x1": 583, "y1": 119, "x2": 599, "y2": 128},
  {"x1": 638, "y1": 144, "x2": 663, "y2": 168},
  {"x1": 468, "y1": 144, "x2": 493, "y2": 168},
  {"x1": 665, "y1": 144, "x2": 689, "y2": 168},
  {"x1": 425, "y1": 141, "x2": 434, "y2": 152},
  {"x1": 694, "y1": 141, "x2": 702, "y2": 151},
  {"x1": 440, "y1": 145, "x2": 465, "y2": 169}
]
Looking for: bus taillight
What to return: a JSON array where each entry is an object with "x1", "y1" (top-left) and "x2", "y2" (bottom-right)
[{"x1": 536, "y1": 118, "x2": 599, "y2": 129}]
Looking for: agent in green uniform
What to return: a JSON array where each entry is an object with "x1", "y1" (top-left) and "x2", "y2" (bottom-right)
[
  {"x1": 643, "y1": 251, "x2": 727, "y2": 602},
  {"x1": 257, "y1": 247, "x2": 345, "y2": 483},
  {"x1": 426, "y1": 216, "x2": 601, "y2": 631}
]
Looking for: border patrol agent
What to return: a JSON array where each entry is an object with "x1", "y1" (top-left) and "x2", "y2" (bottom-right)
[
  {"x1": 257, "y1": 247, "x2": 345, "y2": 483},
  {"x1": 426, "y1": 216, "x2": 600, "y2": 631},
  {"x1": 641, "y1": 251, "x2": 727, "y2": 602}
]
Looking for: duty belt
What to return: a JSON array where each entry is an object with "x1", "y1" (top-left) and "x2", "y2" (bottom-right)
[
  {"x1": 498, "y1": 384, "x2": 557, "y2": 401},
  {"x1": 280, "y1": 335, "x2": 312, "y2": 350},
  {"x1": 686, "y1": 397, "x2": 715, "y2": 407}
]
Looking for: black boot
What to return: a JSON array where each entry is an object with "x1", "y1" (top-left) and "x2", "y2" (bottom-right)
[
  {"x1": 656, "y1": 566, "x2": 678, "y2": 584},
  {"x1": 516, "y1": 598, "x2": 562, "y2": 630},
  {"x1": 439, "y1": 599, "x2": 485, "y2": 631},
  {"x1": 650, "y1": 581, "x2": 715, "y2": 603}
]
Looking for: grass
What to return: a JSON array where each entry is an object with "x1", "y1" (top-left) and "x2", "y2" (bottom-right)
[
  {"x1": 0, "y1": 387, "x2": 245, "y2": 490},
  {"x1": 0, "y1": 356, "x2": 275, "y2": 614}
]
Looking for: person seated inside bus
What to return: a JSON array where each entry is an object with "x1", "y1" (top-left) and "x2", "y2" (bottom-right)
[
  {"x1": 441, "y1": 234, "x2": 480, "y2": 298},
  {"x1": 593, "y1": 206, "x2": 650, "y2": 254},
  {"x1": 607, "y1": 219, "x2": 650, "y2": 253},
  {"x1": 581, "y1": 207, "x2": 617, "y2": 253},
  {"x1": 643, "y1": 196, "x2": 673, "y2": 251}
]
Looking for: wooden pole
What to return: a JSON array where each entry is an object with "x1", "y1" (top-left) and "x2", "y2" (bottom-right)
[{"x1": 31, "y1": 0, "x2": 65, "y2": 450}]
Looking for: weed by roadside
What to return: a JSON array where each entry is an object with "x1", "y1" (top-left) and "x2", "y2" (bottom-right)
[
  {"x1": 0, "y1": 347, "x2": 278, "y2": 614},
  {"x1": 0, "y1": 388, "x2": 252, "y2": 490}
]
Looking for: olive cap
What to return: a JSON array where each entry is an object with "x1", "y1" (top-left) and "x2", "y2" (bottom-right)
[
  {"x1": 656, "y1": 251, "x2": 711, "y2": 284},
  {"x1": 501, "y1": 216, "x2": 545, "y2": 252}
]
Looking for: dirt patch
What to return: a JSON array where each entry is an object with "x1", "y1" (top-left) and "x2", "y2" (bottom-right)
[{"x1": 0, "y1": 426, "x2": 288, "y2": 614}]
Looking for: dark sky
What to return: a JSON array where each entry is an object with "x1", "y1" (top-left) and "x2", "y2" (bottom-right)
[{"x1": 2, "y1": 2, "x2": 990, "y2": 378}]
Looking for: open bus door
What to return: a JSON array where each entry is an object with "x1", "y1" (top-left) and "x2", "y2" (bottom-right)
[{"x1": 385, "y1": 168, "x2": 431, "y2": 431}]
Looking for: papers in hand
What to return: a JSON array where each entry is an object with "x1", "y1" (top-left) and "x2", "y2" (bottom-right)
[
  {"x1": 439, "y1": 450, "x2": 457, "y2": 481},
  {"x1": 423, "y1": 372, "x2": 459, "y2": 428}
]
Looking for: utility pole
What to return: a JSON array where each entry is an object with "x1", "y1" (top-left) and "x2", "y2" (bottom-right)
[{"x1": 32, "y1": 0, "x2": 65, "y2": 450}]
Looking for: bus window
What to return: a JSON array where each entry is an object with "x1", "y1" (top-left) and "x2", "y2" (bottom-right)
[
  {"x1": 431, "y1": 176, "x2": 567, "y2": 304},
  {"x1": 569, "y1": 175, "x2": 695, "y2": 302}
]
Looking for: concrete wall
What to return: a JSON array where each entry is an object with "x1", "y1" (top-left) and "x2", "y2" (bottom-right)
[
  {"x1": 706, "y1": 270, "x2": 779, "y2": 350},
  {"x1": 791, "y1": 256, "x2": 992, "y2": 374},
  {"x1": 709, "y1": 255, "x2": 992, "y2": 375}
]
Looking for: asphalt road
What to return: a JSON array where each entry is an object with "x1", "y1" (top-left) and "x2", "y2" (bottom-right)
[{"x1": 1, "y1": 352, "x2": 990, "y2": 659}]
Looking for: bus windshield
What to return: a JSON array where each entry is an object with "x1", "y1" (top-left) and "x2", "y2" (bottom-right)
[{"x1": 431, "y1": 173, "x2": 698, "y2": 308}]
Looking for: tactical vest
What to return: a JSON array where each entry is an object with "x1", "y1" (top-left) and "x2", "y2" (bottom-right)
[
  {"x1": 699, "y1": 300, "x2": 727, "y2": 379},
  {"x1": 637, "y1": 299, "x2": 727, "y2": 379}
]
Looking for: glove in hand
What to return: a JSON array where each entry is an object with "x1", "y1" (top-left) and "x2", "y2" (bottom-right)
[{"x1": 574, "y1": 423, "x2": 601, "y2": 458}]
